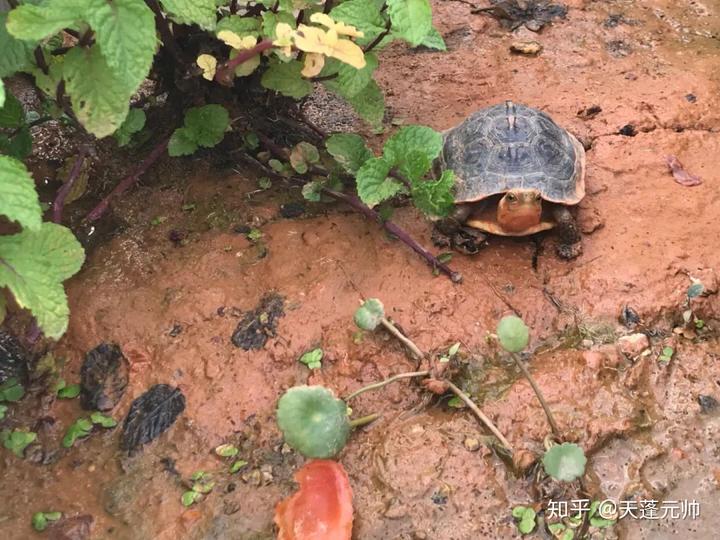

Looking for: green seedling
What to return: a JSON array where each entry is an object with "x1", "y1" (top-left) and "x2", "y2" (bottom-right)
[
  {"x1": 57, "y1": 382, "x2": 81, "y2": 399},
  {"x1": 299, "y1": 348, "x2": 323, "y2": 370},
  {"x1": 1, "y1": 429, "x2": 37, "y2": 457},
  {"x1": 90, "y1": 412, "x2": 118, "y2": 428},
  {"x1": 589, "y1": 500, "x2": 617, "y2": 528},
  {"x1": 62, "y1": 418, "x2": 93, "y2": 447},
  {"x1": 354, "y1": 298, "x2": 384, "y2": 331},
  {"x1": 658, "y1": 346, "x2": 674, "y2": 363},
  {"x1": 0, "y1": 378, "x2": 25, "y2": 402},
  {"x1": 181, "y1": 490, "x2": 202, "y2": 507},
  {"x1": 215, "y1": 443, "x2": 239, "y2": 458},
  {"x1": 150, "y1": 216, "x2": 167, "y2": 226},
  {"x1": 548, "y1": 522, "x2": 574, "y2": 540},
  {"x1": 512, "y1": 505, "x2": 537, "y2": 535},
  {"x1": 31, "y1": 511, "x2": 62, "y2": 532},
  {"x1": 542, "y1": 442, "x2": 587, "y2": 482},
  {"x1": 0, "y1": 404, "x2": 7, "y2": 419},
  {"x1": 230, "y1": 460, "x2": 248, "y2": 473}
]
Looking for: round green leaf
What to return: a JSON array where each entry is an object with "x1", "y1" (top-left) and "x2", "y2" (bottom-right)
[
  {"x1": 542, "y1": 442, "x2": 587, "y2": 482},
  {"x1": 497, "y1": 315, "x2": 529, "y2": 353},
  {"x1": 354, "y1": 298, "x2": 385, "y2": 331},
  {"x1": 276, "y1": 385, "x2": 350, "y2": 458}
]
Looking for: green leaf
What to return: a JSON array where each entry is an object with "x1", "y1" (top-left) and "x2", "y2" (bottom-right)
[
  {"x1": 0, "y1": 404, "x2": 7, "y2": 420},
  {"x1": 383, "y1": 125, "x2": 443, "y2": 166},
  {"x1": 326, "y1": 133, "x2": 374, "y2": 174},
  {"x1": 0, "y1": 126, "x2": 33, "y2": 160},
  {"x1": 356, "y1": 157, "x2": 402, "y2": 208},
  {"x1": 276, "y1": 385, "x2": 351, "y2": 458},
  {"x1": 1, "y1": 429, "x2": 37, "y2": 457},
  {"x1": 114, "y1": 108, "x2": 146, "y2": 147},
  {"x1": 215, "y1": 443, "x2": 239, "y2": 457},
  {"x1": 290, "y1": 142, "x2": 319, "y2": 174},
  {"x1": 62, "y1": 417, "x2": 93, "y2": 447},
  {"x1": 90, "y1": 411, "x2": 117, "y2": 427},
  {"x1": 496, "y1": 315, "x2": 529, "y2": 353},
  {"x1": 57, "y1": 383, "x2": 81, "y2": 399},
  {"x1": 31, "y1": 512, "x2": 48, "y2": 532},
  {"x1": 7, "y1": 0, "x2": 85, "y2": 42},
  {"x1": 395, "y1": 150, "x2": 430, "y2": 180},
  {"x1": 386, "y1": 0, "x2": 433, "y2": 46},
  {"x1": 330, "y1": 0, "x2": 386, "y2": 45},
  {"x1": 0, "y1": 155, "x2": 42, "y2": 231},
  {"x1": 229, "y1": 459, "x2": 248, "y2": 473},
  {"x1": 0, "y1": 80, "x2": 4, "y2": 108},
  {"x1": 261, "y1": 11, "x2": 296, "y2": 39},
  {"x1": 216, "y1": 15, "x2": 262, "y2": 37},
  {"x1": 0, "y1": 221, "x2": 85, "y2": 339},
  {"x1": 0, "y1": 13, "x2": 35, "y2": 77},
  {"x1": 589, "y1": 500, "x2": 617, "y2": 528},
  {"x1": 354, "y1": 298, "x2": 384, "y2": 331},
  {"x1": 411, "y1": 169, "x2": 455, "y2": 217},
  {"x1": 160, "y1": 0, "x2": 218, "y2": 30},
  {"x1": 302, "y1": 180, "x2": 323, "y2": 202},
  {"x1": 542, "y1": 443, "x2": 587, "y2": 482},
  {"x1": 168, "y1": 127, "x2": 198, "y2": 157},
  {"x1": 447, "y1": 396, "x2": 464, "y2": 408},
  {"x1": 334, "y1": 52, "x2": 378, "y2": 99},
  {"x1": 184, "y1": 105, "x2": 229, "y2": 148},
  {"x1": 181, "y1": 490, "x2": 202, "y2": 506},
  {"x1": 419, "y1": 27, "x2": 446, "y2": 51},
  {"x1": 336, "y1": 78, "x2": 384, "y2": 126},
  {"x1": 511, "y1": 506, "x2": 536, "y2": 535},
  {"x1": 261, "y1": 61, "x2": 313, "y2": 99},
  {"x1": 299, "y1": 348, "x2": 323, "y2": 370},
  {"x1": 0, "y1": 378, "x2": 25, "y2": 402},
  {"x1": 0, "y1": 92, "x2": 25, "y2": 128},
  {"x1": 448, "y1": 342, "x2": 460, "y2": 356},
  {"x1": 192, "y1": 480, "x2": 215, "y2": 494},
  {"x1": 62, "y1": 46, "x2": 132, "y2": 138}
]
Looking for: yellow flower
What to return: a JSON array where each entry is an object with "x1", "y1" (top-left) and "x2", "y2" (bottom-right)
[
  {"x1": 302, "y1": 53, "x2": 325, "y2": 77},
  {"x1": 293, "y1": 24, "x2": 366, "y2": 70},
  {"x1": 309, "y1": 12, "x2": 364, "y2": 38},
  {"x1": 196, "y1": 54, "x2": 217, "y2": 81},
  {"x1": 273, "y1": 23, "x2": 294, "y2": 58}
]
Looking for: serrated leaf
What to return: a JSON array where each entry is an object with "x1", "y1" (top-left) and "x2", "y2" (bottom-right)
[
  {"x1": 356, "y1": 157, "x2": 402, "y2": 207},
  {"x1": 216, "y1": 15, "x2": 261, "y2": 37},
  {"x1": 63, "y1": 46, "x2": 132, "y2": 138},
  {"x1": 420, "y1": 27, "x2": 446, "y2": 51},
  {"x1": 0, "y1": 156, "x2": 42, "y2": 231},
  {"x1": 184, "y1": 105, "x2": 229, "y2": 148},
  {"x1": 160, "y1": 0, "x2": 217, "y2": 30},
  {"x1": 334, "y1": 52, "x2": 378, "y2": 98},
  {"x1": 114, "y1": 108, "x2": 146, "y2": 147},
  {"x1": 333, "y1": 78, "x2": 384, "y2": 126},
  {"x1": 276, "y1": 385, "x2": 350, "y2": 458},
  {"x1": 354, "y1": 298, "x2": 384, "y2": 330},
  {"x1": 496, "y1": 315, "x2": 529, "y2": 353},
  {"x1": 386, "y1": 0, "x2": 433, "y2": 46},
  {"x1": 396, "y1": 150, "x2": 430, "y2": 180},
  {"x1": 7, "y1": 0, "x2": 85, "y2": 42},
  {"x1": 0, "y1": 222, "x2": 84, "y2": 339},
  {"x1": 330, "y1": 0, "x2": 386, "y2": 46},
  {"x1": 261, "y1": 11, "x2": 296, "y2": 39},
  {"x1": 0, "y1": 92, "x2": 25, "y2": 128},
  {"x1": 411, "y1": 169, "x2": 454, "y2": 217},
  {"x1": 326, "y1": 134, "x2": 373, "y2": 174},
  {"x1": 168, "y1": 127, "x2": 198, "y2": 157},
  {"x1": 383, "y1": 125, "x2": 443, "y2": 166},
  {"x1": 120, "y1": 384, "x2": 185, "y2": 453},
  {"x1": 0, "y1": 13, "x2": 35, "y2": 78},
  {"x1": 261, "y1": 61, "x2": 313, "y2": 99},
  {"x1": 299, "y1": 348, "x2": 323, "y2": 369},
  {"x1": 542, "y1": 443, "x2": 587, "y2": 482}
]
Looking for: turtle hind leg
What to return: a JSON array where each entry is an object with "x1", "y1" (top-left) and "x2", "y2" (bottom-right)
[
  {"x1": 432, "y1": 203, "x2": 488, "y2": 255},
  {"x1": 553, "y1": 206, "x2": 582, "y2": 260}
]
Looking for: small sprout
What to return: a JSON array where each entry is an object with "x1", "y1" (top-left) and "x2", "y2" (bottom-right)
[
  {"x1": 181, "y1": 203, "x2": 196, "y2": 211},
  {"x1": 258, "y1": 177, "x2": 272, "y2": 190},
  {"x1": 190, "y1": 471, "x2": 206, "y2": 481},
  {"x1": 215, "y1": 443, "x2": 239, "y2": 458},
  {"x1": 0, "y1": 377, "x2": 25, "y2": 402},
  {"x1": 244, "y1": 132, "x2": 259, "y2": 150},
  {"x1": 447, "y1": 396, "x2": 465, "y2": 409},
  {"x1": 90, "y1": 412, "x2": 118, "y2": 428},
  {"x1": 1, "y1": 429, "x2": 37, "y2": 457},
  {"x1": 448, "y1": 342, "x2": 461, "y2": 357},
  {"x1": 0, "y1": 404, "x2": 7, "y2": 419},
  {"x1": 437, "y1": 252, "x2": 453, "y2": 264},
  {"x1": 192, "y1": 479, "x2": 215, "y2": 494},
  {"x1": 151, "y1": 216, "x2": 168, "y2": 226},
  {"x1": 62, "y1": 418, "x2": 93, "y2": 447},
  {"x1": 299, "y1": 348, "x2": 323, "y2": 370},
  {"x1": 276, "y1": 385, "x2": 351, "y2": 458},
  {"x1": 695, "y1": 319, "x2": 705, "y2": 329},
  {"x1": 589, "y1": 500, "x2": 617, "y2": 528},
  {"x1": 290, "y1": 142, "x2": 320, "y2": 174},
  {"x1": 511, "y1": 505, "x2": 536, "y2": 535},
  {"x1": 181, "y1": 490, "x2": 202, "y2": 506},
  {"x1": 548, "y1": 522, "x2": 574, "y2": 540},
  {"x1": 497, "y1": 315, "x2": 529, "y2": 353},
  {"x1": 354, "y1": 298, "x2": 384, "y2": 331},
  {"x1": 31, "y1": 511, "x2": 62, "y2": 532},
  {"x1": 57, "y1": 383, "x2": 81, "y2": 399},
  {"x1": 542, "y1": 442, "x2": 587, "y2": 482},
  {"x1": 230, "y1": 459, "x2": 248, "y2": 473},
  {"x1": 247, "y1": 228, "x2": 263, "y2": 242},
  {"x1": 687, "y1": 281, "x2": 704, "y2": 299},
  {"x1": 268, "y1": 159, "x2": 285, "y2": 173},
  {"x1": 658, "y1": 346, "x2": 674, "y2": 363}
]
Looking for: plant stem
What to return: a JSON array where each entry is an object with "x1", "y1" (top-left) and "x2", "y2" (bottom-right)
[
  {"x1": 444, "y1": 380, "x2": 514, "y2": 453},
  {"x1": 349, "y1": 413, "x2": 380, "y2": 428},
  {"x1": 85, "y1": 137, "x2": 169, "y2": 222},
  {"x1": 345, "y1": 371, "x2": 429, "y2": 401},
  {"x1": 380, "y1": 318, "x2": 424, "y2": 359},
  {"x1": 148, "y1": 0, "x2": 182, "y2": 63},
  {"x1": 52, "y1": 147, "x2": 88, "y2": 223},
  {"x1": 215, "y1": 39, "x2": 274, "y2": 85},
  {"x1": 509, "y1": 352, "x2": 561, "y2": 438},
  {"x1": 363, "y1": 19, "x2": 392, "y2": 53},
  {"x1": 33, "y1": 47, "x2": 49, "y2": 75}
]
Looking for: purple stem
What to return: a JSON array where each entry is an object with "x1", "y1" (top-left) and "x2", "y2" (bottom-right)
[
  {"x1": 25, "y1": 320, "x2": 42, "y2": 345},
  {"x1": 52, "y1": 147, "x2": 88, "y2": 224},
  {"x1": 215, "y1": 39, "x2": 274, "y2": 86},
  {"x1": 85, "y1": 137, "x2": 169, "y2": 222}
]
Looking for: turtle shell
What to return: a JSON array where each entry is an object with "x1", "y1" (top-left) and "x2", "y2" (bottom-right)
[{"x1": 440, "y1": 102, "x2": 586, "y2": 204}]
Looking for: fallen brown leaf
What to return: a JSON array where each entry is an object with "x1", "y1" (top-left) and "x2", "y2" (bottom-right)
[{"x1": 666, "y1": 155, "x2": 702, "y2": 187}]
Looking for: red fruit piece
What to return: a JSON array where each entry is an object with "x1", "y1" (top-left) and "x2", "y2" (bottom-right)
[{"x1": 275, "y1": 460, "x2": 353, "y2": 540}]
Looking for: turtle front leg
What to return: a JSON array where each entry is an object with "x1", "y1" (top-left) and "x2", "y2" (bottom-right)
[
  {"x1": 553, "y1": 206, "x2": 582, "y2": 260},
  {"x1": 432, "y1": 203, "x2": 487, "y2": 255}
]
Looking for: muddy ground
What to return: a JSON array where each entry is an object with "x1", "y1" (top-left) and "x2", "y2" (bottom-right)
[{"x1": 2, "y1": 0, "x2": 720, "y2": 539}]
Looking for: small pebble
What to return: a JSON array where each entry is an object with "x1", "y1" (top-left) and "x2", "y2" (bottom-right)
[
  {"x1": 510, "y1": 41, "x2": 542, "y2": 55},
  {"x1": 698, "y1": 394, "x2": 718, "y2": 414},
  {"x1": 617, "y1": 333, "x2": 650, "y2": 357},
  {"x1": 685, "y1": 93, "x2": 697, "y2": 103},
  {"x1": 618, "y1": 124, "x2": 637, "y2": 137},
  {"x1": 463, "y1": 437, "x2": 481, "y2": 452}
]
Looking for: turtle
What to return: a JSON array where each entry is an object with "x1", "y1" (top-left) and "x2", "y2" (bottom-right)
[{"x1": 434, "y1": 101, "x2": 586, "y2": 259}]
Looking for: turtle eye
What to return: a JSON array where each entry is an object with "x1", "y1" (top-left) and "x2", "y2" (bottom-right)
[
  {"x1": 535, "y1": 193, "x2": 542, "y2": 201},
  {"x1": 506, "y1": 193, "x2": 517, "y2": 202}
]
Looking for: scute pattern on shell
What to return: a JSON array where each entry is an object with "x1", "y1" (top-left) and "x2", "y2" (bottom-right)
[{"x1": 441, "y1": 102, "x2": 583, "y2": 204}]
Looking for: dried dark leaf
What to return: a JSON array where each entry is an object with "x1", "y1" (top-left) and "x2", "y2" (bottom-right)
[
  {"x1": 0, "y1": 330, "x2": 30, "y2": 385},
  {"x1": 80, "y1": 343, "x2": 129, "y2": 411},
  {"x1": 120, "y1": 384, "x2": 185, "y2": 453},
  {"x1": 48, "y1": 514, "x2": 93, "y2": 540},
  {"x1": 666, "y1": 155, "x2": 702, "y2": 187},
  {"x1": 231, "y1": 293, "x2": 285, "y2": 350}
]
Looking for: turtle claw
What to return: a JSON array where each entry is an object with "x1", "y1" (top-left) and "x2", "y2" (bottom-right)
[
  {"x1": 433, "y1": 226, "x2": 487, "y2": 255},
  {"x1": 557, "y1": 242, "x2": 582, "y2": 260}
]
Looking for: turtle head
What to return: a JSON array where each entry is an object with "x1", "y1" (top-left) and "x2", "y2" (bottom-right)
[{"x1": 497, "y1": 189, "x2": 543, "y2": 233}]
